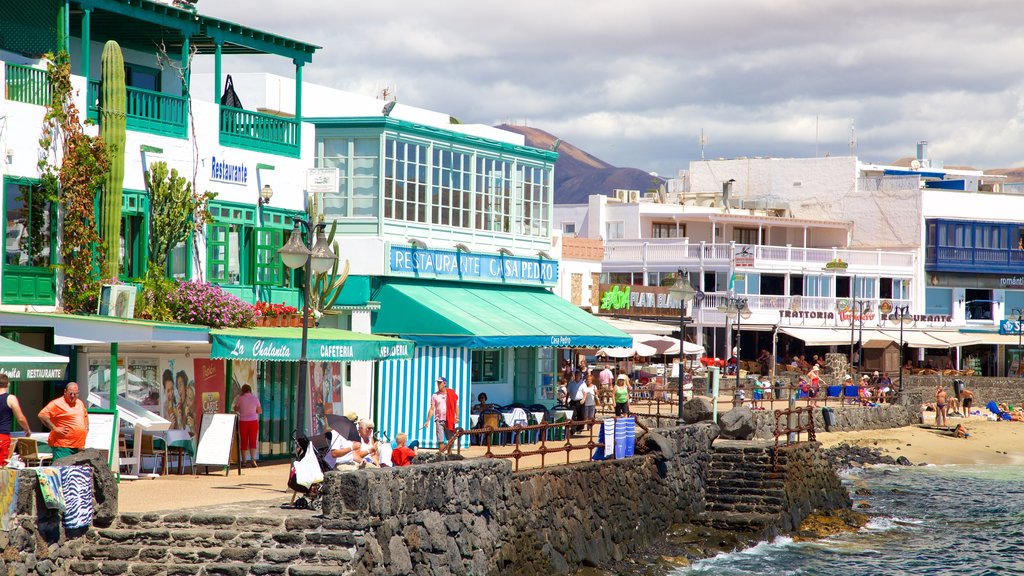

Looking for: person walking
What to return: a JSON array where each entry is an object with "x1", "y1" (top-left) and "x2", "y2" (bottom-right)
[
  {"x1": 232, "y1": 384, "x2": 262, "y2": 467},
  {"x1": 38, "y1": 382, "x2": 89, "y2": 460},
  {"x1": 0, "y1": 375, "x2": 31, "y2": 466},
  {"x1": 567, "y1": 370, "x2": 585, "y2": 434},
  {"x1": 422, "y1": 376, "x2": 459, "y2": 451},
  {"x1": 613, "y1": 374, "x2": 631, "y2": 416}
]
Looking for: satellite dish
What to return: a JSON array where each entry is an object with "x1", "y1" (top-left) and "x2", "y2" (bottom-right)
[{"x1": 910, "y1": 159, "x2": 921, "y2": 170}]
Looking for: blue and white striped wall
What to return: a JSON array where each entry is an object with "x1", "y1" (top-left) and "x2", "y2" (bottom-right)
[{"x1": 378, "y1": 346, "x2": 471, "y2": 449}]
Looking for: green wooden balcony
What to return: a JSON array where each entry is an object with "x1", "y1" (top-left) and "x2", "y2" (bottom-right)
[
  {"x1": 4, "y1": 63, "x2": 51, "y2": 106},
  {"x1": 219, "y1": 105, "x2": 300, "y2": 158},
  {"x1": 87, "y1": 80, "x2": 187, "y2": 138}
]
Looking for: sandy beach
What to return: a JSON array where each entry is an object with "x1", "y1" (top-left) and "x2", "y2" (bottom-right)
[{"x1": 818, "y1": 415, "x2": 1024, "y2": 466}]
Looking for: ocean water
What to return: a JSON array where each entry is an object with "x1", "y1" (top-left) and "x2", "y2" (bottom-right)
[{"x1": 676, "y1": 464, "x2": 1024, "y2": 576}]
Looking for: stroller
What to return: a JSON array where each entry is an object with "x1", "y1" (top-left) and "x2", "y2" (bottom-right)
[{"x1": 287, "y1": 431, "x2": 331, "y2": 510}]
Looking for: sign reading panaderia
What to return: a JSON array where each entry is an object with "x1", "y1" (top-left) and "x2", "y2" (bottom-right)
[{"x1": 389, "y1": 246, "x2": 558, "y2": 285}]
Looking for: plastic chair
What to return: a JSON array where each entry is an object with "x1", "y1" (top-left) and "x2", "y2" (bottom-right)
[
  {"x1": 549, "y1": 411, "x2": 568, "y2": 441},
  {"x1": 15, "y1": 438, "x2": 51, "y2": 467},
  {"x1": 826, "y1": 386, "x2": 842, "y2": 398},
  {"x1": 843, "y1": 385, "x2": 860, "y2": 403}
]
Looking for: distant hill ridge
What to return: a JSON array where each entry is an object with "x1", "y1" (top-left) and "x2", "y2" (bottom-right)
[{"x1": 496, "y1": 124, "x2": 658, "y2": 204}]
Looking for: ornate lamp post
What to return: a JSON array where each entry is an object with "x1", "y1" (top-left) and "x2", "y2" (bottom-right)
[
  {"x1": 892, "y1": 305, "x2": 910, "y2": 393},
  {"x1": 668, "y1": 270, "x2": 696, "y2": 425},
  {"x1": 279, "y1": 218, "x2": 338, "y2": 436},
  {"x1": 718, "y1": 295, "x2": 752, "y2": 403},
  {"x1": 852, "y1": 300, "x2": 870, "y2": 375}
]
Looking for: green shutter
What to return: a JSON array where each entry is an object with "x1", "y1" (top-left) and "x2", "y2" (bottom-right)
[
  {"x1": 207, "y1": 223, "x2": 229, "y2": 282},
  {"x1": 253, "y1": 227, "x2": 283, "y2": 286}
]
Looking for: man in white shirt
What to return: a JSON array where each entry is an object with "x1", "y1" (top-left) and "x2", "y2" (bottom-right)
[{"x1": 324, "y1": 430, "x2": 361, "y2": 469}]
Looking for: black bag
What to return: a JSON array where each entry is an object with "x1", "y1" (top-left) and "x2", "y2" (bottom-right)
[{"x1": 821, "y1": 407, "x2": 837, "y2": 432}]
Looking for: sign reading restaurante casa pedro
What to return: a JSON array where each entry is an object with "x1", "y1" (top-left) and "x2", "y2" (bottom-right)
[{"x1": 389, "y1": 246, "x2": 558, "y2": 286}]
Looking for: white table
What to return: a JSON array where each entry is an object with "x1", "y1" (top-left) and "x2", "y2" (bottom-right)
[
  {"x1": 552, "y1": 409, "x2": 574, "y2": 422},
  {"x1": 469, "y1": 414, "x2": 480, "y2": 428}
]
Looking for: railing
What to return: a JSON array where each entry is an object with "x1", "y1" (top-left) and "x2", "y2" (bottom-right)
[
  {"x1": 694, "y1": 292, "x2": 911, "y2": 316},
  {"x1": 220, "y1": 105, "x2": 299, "y2": 157},
  {"x1": 772, "y1": 406, "x2": 816, "y2": 471},
  {"x1": 4, "y1": 63, "x2": 50, "y2": 106},
  {"x1": 597, "y1": 386, "x2": 681, "y2": 427},
  {"x1": 604, "y1": 241, "x2": 917, "y2": 271},
  {"x1": 445, "y1": 416, "x2": 648, "y2": 472},
  {"x1": 86, "y1": 81, "x2": 187, "y2": 137},
  {"x1": 126, "y1": 85, "x2": 187, "y2": 137},
  {"x1": 926, "y1": 245, "x2": 1024, "y2": 273}
]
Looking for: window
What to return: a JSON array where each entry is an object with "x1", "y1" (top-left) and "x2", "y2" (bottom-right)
[
  {"x1": 431, "y1": 147, "x2": 472, "y2": 228},
  {"x1": 472, "y1": 349, "x2": 504, "y2": 383},
  {"x1": 119, "y1": 190, "x2": 148, "y2": 281},
  {"x1": 207, "y1": 202, "x2": 298, "y2": 287},
  {"x1": 124, "y1": 63, "x2": 160, "y2": 92},
  {"x1": 651, "y1": 222, "x2": 684, "y2": 238},
  {"x1": 562, "y1": 222, "x2": 576, "y2": 236},
  {"x1": 167, "y1": 239, "x2": 190, "y2": 280},
  {"x1": 4, "y1": 180, "x2": 52, "y2": 268},
  {"x1": 474, "y1": 156, "x2": 511, "y2": 232},
  {"x1": 384, "y1": 139, "x2": 429, "y2": 223},
  {"x1": 606, "y1": 221, "x2": 624, "y2": 239},
  {"x1": 790, "y1": 274, "x2": 804, "y2": 296},
  {"x1": 318, "y1": 137, "x2": 380, "y2": 219},
  {"x1": 733, "y1": 227, "x2": 758, "y2": 244},
  {"x1": 518, "y1": 162, "x2": 551, "y2": 236}
]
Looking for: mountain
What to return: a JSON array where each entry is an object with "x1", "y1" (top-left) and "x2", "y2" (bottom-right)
[
  {"x1": 496, "y1": 124, "x2": 660, "y2": 204},
  {"x1": 891, "y1": 157, "x2": 1024, "y2": 182}
]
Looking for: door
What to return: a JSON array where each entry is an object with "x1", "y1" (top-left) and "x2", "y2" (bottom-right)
[{"x1": 513, "y1": 348, "x2": 536, "y2": 404}]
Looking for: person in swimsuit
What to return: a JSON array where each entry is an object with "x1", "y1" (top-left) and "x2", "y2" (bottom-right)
[
  {"x1": 935, "y1": 385, "x2": 948, "y2": 427},
  {"x1": 960, "y1": 388, "x2": 974, "y2": 416}
]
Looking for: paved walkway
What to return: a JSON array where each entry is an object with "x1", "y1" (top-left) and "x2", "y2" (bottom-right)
[{"x1": 117, "y1": 461, "x2": 294, "y2": 513}]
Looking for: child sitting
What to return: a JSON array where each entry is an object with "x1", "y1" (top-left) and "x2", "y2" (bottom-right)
[{"x1": 391, "y1": 432, "x2": 417, "y2": 467}]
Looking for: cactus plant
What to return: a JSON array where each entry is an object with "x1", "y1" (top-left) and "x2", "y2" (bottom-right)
[{"x1": 99, "y1": 40, "x2": 126, "y2": 281}]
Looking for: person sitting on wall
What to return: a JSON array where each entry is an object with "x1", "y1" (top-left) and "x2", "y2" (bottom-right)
[
  {"x1": 353, "y1": 420, "x2": 378, "y2": 467},
  {"x1": 876, "y1": 373, "x2": 892, "y2": 403},
  {"x1": 324, "y1": 428, "x2": 361, "y2": 470}
]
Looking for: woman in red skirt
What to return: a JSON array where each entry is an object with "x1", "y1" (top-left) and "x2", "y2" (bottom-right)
[{"x1": 233, "y1": 384, "x2": 262, "y2": 467}]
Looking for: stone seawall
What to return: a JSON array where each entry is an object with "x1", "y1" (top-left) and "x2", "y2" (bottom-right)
[
  {"x1": 751, "y1": 404, "x2": 917, "y2": 440},
  {"x1": 321, "y1": 423, "x2": 718, "y2": 574},
  {"x1": 901, "y1": 375, "x2": 1024, "y2": 411}
]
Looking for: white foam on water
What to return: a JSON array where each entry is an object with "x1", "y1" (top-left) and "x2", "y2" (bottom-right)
[
  {"x1": 682, "y1": 536, "x2": 796, "y2": 572},
  {"x1": 863, "y1": 515, "x2": 924, "y2": 531}
]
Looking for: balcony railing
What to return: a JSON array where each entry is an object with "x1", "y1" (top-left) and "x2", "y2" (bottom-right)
[
  {"x1": 605, "y1": 240, "x2": 916, "y2": 271},
  {"x1": 87, "y1": 81, "x2": 187, "y2": 138},
  {"x1": 219, "y1": 105, "x2": 299, "y2": 157},
  {"x1": 926, "y1": 245, "x2": 1024, "y2": 274},
  {"x1": 4, "y1": 63, "x2": 50, "y2": 106}
]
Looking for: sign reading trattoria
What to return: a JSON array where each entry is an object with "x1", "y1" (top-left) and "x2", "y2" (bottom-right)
[{"x1": 389, "y1": 246, "x2": 558, "y2": 286}]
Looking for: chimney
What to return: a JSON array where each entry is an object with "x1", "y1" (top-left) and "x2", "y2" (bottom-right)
[
  {"x1": 722, "y1": 179, "x2": 735, "y2": 208},
  {"x1": 916, "y1": 141, "x2": 928, "y2": 162}
]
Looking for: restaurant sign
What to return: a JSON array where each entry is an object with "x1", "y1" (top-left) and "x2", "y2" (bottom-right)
[
  {"x1": 1000, "y1": 320, "x2": 1023, "y2": 335},
  {"x1": 389, "y1": 246, "x2": 558, "y2": 286},
  {"x1": 597, "y1": 284, "x2": 685, "y2": 318}
]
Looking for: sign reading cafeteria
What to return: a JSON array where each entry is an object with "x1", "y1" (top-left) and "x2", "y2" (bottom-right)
[{"x1": 389, "y1": 246, "x2": 557, "y2": 285}]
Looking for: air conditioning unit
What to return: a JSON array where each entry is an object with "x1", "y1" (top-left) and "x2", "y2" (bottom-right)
[
  {"x1": 627, "y1": 190, "x2": 641, "y2": 203},
  {"x1": 612, "y1": 189, "x2": 628, "y2": 202},
  {"x1": 97, "y1": 284, "x2": 137, "y2": 319}
]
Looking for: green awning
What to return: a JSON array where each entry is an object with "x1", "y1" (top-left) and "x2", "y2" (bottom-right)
[
  {"x1": 0, "y1": 336, "x2": 68, "y2": 381},
  {"x1": 371, "y1": 279, "x2": 632, "y2": 349},
  {"x1": 209, "y1": 327, "x2": 414, "y2": 362}
]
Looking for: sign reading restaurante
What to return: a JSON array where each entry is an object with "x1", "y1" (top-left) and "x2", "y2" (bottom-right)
[{"x1": 389, "y1": 246, "x2": 558, "y2": 285}]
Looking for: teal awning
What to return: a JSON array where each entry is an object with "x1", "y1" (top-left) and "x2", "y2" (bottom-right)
[
  {"x1": 371, "y1": 279, "x2": 632, "y2": 349},
  {"x1": 0, "y1": 336, "x2": 68, "y2": 381},
  {"x1": 209, "y1": 327, "x2": 414, "y2": 362}
]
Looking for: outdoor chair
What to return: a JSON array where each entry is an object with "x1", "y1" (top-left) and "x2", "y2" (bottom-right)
[
  {"x1": 843, "y1": 385, "x2": 859, "y2": 404},
  {"x1": 826, "y1": 386, "x2": 842, "y2": 400},
  {"x1": 479, "y1": 410, "x2": 504, "y2": 446},
  {"x1": 140, "y1": 434, "x2": 167, "y2": 474},
  {"x1": 15, "y1": 438, "x2": 51, "y2": 467}
]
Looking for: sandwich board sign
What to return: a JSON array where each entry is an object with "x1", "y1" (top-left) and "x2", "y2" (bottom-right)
[{"x1": 194, "y1": 413, "x2": 241, "y2": 476}]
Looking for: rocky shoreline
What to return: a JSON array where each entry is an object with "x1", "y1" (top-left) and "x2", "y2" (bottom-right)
[{"x1": 581, "y1": 442, "x2": 914, "y2": 576}]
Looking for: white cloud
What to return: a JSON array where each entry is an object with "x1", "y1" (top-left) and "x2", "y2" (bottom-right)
[{"x1": 194, "y1": 0, "x2": 1024, "y2": 175}]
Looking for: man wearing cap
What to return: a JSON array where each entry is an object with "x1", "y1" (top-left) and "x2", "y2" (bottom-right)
[{"x1": 422, "y1": 376, "x2": 459, "y2": 451}]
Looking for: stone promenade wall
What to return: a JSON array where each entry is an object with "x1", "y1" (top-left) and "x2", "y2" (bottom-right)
[
  {"x1": 900, "y1": 375, "x2": 1024, "y2": 410},
  {"x1": 750, "y1": 404, "x2": 917, "y2": 440},
  {"x1": 321, "y1": 422, "x2": 718, "y2": 575}
]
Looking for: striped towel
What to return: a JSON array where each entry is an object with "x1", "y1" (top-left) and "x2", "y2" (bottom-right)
[
  {"x1": 34, "y1": 468, "x2": 64, "y2": 514},
  {"x1": 58, "y1": 466, "x2": 93, "y2": 530},
  {"x1": 0, "y1": 468, "x2": 18, "y2": 531}
]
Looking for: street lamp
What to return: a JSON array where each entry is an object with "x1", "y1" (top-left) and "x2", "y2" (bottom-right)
[
  {"x1": 852, "y1": 300, "x2": 870, "y2": 375},
  {"x1": 718, "y1": 295, "x2": 752, "y2": 405},
  {"x1": 668, "y1": 270, "x2": 696, "y2": 425},
  {"x1": 892, "y1": 305, "x2": 910, "y2": 393},
  {"x1": 279, "y1": 218, "x2": 338, "y2": 436},
  {"x1": 1013, "y1": 307, "x2": 1024, "y2": 377}
]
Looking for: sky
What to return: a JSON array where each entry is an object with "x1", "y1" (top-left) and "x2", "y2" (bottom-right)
[{"x1": 195, "y1": 0, "x2": 1024, "y2": 178}]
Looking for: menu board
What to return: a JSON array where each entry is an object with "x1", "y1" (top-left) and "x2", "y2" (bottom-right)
[
  {"x1": 85, "y1": 410, "x2": 118, "y2": 470},
  {"x1": 194, "y1": 413, "x2": 239, "y2": 474}
]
